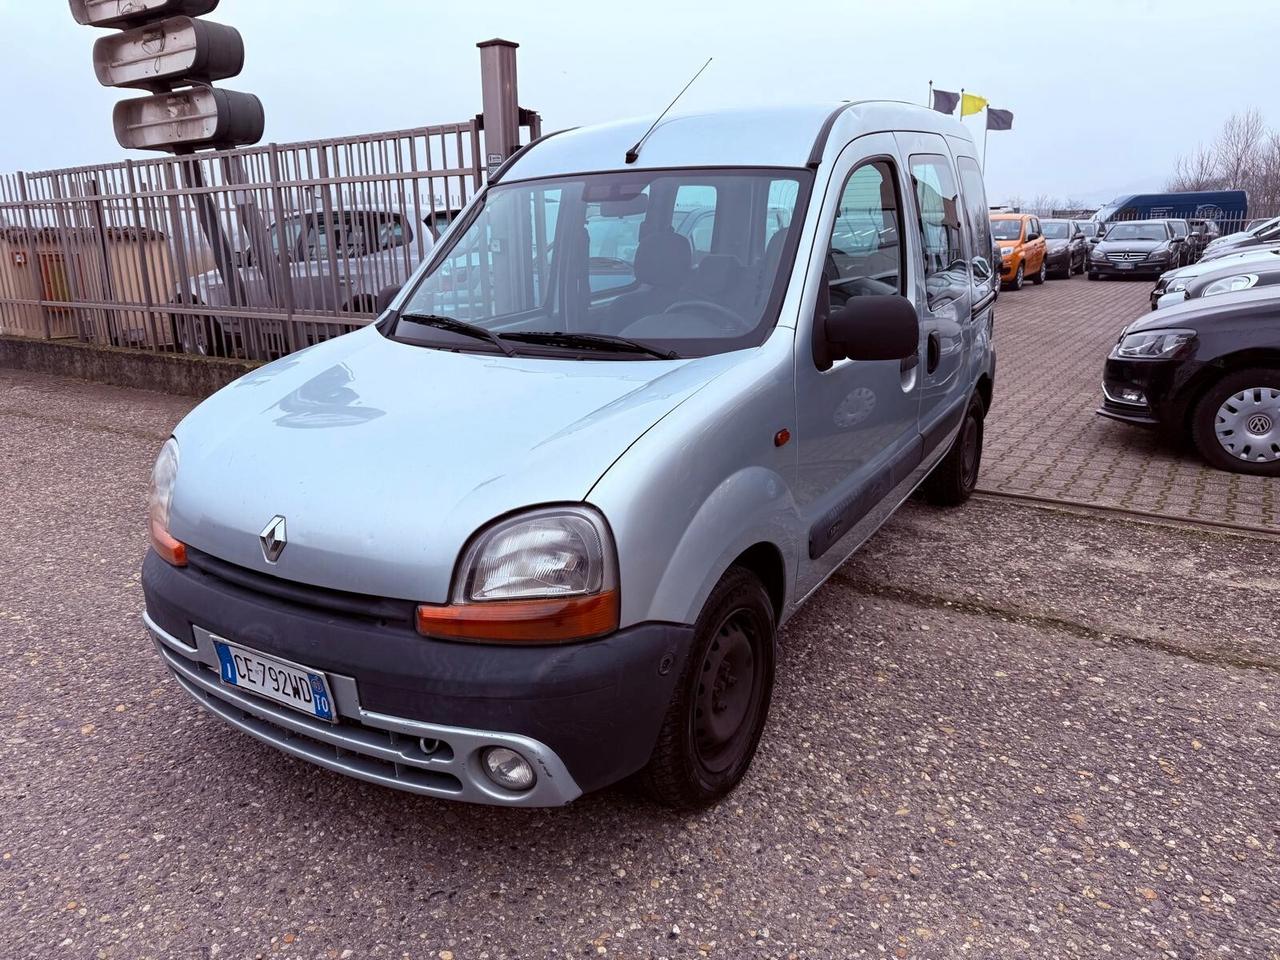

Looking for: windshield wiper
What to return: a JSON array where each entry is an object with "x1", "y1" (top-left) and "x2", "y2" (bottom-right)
[
  {"x1": 499, "y1": 331, "x2": 679, "y2": 360},
  {"x1": 396, "y1": 312, "x2": 515, "y2": 356}
]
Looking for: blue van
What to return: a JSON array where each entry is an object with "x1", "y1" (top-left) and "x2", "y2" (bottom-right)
[{"x1": 1095, "y1": 190, "x2": 1249, "y2": 232}]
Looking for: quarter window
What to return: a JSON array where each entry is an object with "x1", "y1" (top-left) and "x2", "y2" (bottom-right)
[
  {"x1": 956, "y1": 157, "x2": 993, "y2": 283},
  {"x1": 824, "y1": 159, "x2": 903, "y2": 303}
]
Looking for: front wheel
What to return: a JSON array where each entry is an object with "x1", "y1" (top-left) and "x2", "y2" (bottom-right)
[
  {"x1": 1009, "y1": 263, "x2": 1024, "y2": 290},
  {"x1": 1031, "y1": 258, "x2": 1047, "y2": 284},
  {"x1": 640, "y1": 567, "x2": 776, "y2": 809},
  {"x1": 921, "y1": 393, "x2": 986, "y2": 506},
  {"x1": 1190, "y1": 370, "x2": 1280, "y2": 476}
]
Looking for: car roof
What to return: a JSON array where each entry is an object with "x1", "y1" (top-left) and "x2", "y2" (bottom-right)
[
  {"x1": 990, "y1": 212, "x2": 1033, "y2": 220},
  {"x1": 501, "y1": 101, "x2": 976, "y2": 181}
]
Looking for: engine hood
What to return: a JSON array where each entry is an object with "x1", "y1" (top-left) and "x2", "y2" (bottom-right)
[
  {"x1": 169, "y1": 326, "x2": 739, "y2": 601},
  {"x1": 1124, "y1": 284, "x2": 1280, "y2": 334},
  {"x1": 1096, "y1": 238, "x2": 1165, "y2": 254}
]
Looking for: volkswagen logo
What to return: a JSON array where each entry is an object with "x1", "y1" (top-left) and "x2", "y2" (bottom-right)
[
  {"x1": 259, "y1": 515, "x2": 288, "y2": 564},
  {"x1": 1247, "y1": 414, "x2": 1274, "y2": 436}
]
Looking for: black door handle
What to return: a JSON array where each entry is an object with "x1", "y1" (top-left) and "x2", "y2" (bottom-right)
[{"x1": 927, "y1": 331, "x2": 941, "y2": 374}]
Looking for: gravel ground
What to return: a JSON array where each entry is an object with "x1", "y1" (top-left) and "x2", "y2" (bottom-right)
[{"x1": 1, "y1": 368, "x2": 1278, "y2": 960}]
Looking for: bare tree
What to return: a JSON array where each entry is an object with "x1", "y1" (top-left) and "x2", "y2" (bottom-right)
[
  {"x1": 1215, "y1": 109, "x2": 1266, "y2": 190},
  {"x1": 1167, "y1": 143, "x2": 1220, "y2": 191}
]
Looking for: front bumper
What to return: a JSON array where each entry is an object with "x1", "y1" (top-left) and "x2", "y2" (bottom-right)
[
  {"x1": 1095, "y1": 354, "x2": 1185, "y2": 428},
  {"x1": 1090, "y1": 259, "x2": 1171, "y2": 278},
  {"x1": 142, "y1": 550, "x2": 694, "y2": 805}
]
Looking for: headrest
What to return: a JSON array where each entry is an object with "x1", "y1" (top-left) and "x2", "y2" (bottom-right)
[{"x1": 633, "y1": 228, "x2": 692, "y2": 286}]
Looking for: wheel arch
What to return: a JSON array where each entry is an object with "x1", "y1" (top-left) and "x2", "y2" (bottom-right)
[{"x1": 1178, "y1": 349, "x2": 1280, "y2": 431}]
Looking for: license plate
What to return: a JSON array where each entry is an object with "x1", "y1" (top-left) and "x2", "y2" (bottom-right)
[
  {"x1": 1117, "y1": 262, "x2": 1134, "y2": 269},
  {"x1": 213, "y1": 638, "x2": 336, "y2": 722}
]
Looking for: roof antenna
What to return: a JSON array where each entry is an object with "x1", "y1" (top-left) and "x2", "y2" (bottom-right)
[{"x1": 625, "y1": 57, "x2": 713, "y2": 164}]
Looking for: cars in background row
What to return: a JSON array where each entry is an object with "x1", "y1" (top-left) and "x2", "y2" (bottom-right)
[
  {"x1": 1150, "y1": 245, "x2": 1280, "y2": 308},
  {"x1": 990, "y1": 213, "x2": 1047, "y2": 289},
  {"x1": 1088, "y1": 220, "x2": 1187, "y2": 279},
  {"x1": 1098, "y1": 284, "x2": 1280, "y2": 476},
  {"x1": 1039, "y1": 219, "x2": 1087, "y2": 277},
  {"x1": 1200, "y1": 215, "x2": 1280, "y2": 262},
  {"x1": 1152, "y1": 246, "x2": 1280, "y2": 309}
]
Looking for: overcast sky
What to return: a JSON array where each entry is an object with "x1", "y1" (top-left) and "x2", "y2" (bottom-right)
[{"x1": 3, "y1": 0, "x2": 1277, "y2": 204}]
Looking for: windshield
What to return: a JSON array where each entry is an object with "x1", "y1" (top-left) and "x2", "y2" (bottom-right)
[
  {"x1": 991, "y1": 219, "x2": 1022, "y2": 241},
  {"x1": 393, "y1": 168, "x2": 809, "y2": 358},
  {"x1": 1169, "y1": 221, "x2": 1188, "y2": 236},
  {"x1": 1041, "y1": 221, "x2": 1070, "y2": 239},
  {"x1": 1105, "y1": 223, "x2": 1168, "y2": 242}
]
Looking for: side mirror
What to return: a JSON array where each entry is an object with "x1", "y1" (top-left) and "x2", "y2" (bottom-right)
[
  {"x1": 1190, "y1": 231, "x2": 1202, "y2": 239},
  {"x1": 814, "y1": 294, "x2": 919, "y2": 371},
  {"x1": 376, "y1": 284, "x2": 401, "y2": 314}
]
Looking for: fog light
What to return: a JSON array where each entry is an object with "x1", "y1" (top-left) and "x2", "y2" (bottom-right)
[
  {"x1": 482, "y1": 747, "x2": 536, "y2": 791},
  {"x1": 1118, "y1": 387, "x2": 1146, "y2": 404}
]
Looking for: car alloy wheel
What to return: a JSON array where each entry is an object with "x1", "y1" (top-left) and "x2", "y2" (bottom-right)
[
  {"x1": 1214, "y1": 386, "x2": 1280, "y2": 464},
  {"x1": 1012, "y1": 264, "x2": 1024, "y2": 290}
]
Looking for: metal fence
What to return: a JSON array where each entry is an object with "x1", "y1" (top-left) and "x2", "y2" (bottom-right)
[{"x1": 0, "y1": 113, "x2": 538, "y2": 362}]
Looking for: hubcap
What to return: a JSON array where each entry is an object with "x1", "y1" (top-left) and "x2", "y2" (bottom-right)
[
  {"x1": 1215, "y1": 386, "x2": 1280, "y2": 462},
  {"x1": 693, "y1": 612, "x2": 760, "y2": 774}
]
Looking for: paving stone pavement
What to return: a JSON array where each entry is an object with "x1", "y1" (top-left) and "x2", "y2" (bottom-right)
[{"x1": 980, "y1": 273, "x2": 1279, "y2": 531}]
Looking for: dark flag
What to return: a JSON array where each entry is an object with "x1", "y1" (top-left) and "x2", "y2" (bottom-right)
[
  {"x1": 987, "y1": 108, "x2": 1014, "y2": 131},
  {"x1": 931, "y1": 88, "x2": 960, "y2": 115}
]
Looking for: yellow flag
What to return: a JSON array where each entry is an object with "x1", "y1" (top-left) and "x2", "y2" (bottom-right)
[{"x1": 961, "y1": 93, "x2": 989, "y2": 117}]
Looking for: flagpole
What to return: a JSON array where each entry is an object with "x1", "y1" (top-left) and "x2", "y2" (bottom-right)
[
  {"x1": 984, "y1": 123, "x2": 990, "y2": 169},
  {"x1": 927, "y1": 80, "x2": 933, "y2": 109}
]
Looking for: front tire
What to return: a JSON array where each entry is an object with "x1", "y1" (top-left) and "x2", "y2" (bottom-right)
[
  {"x1": 1031, "y1": 258, "x2": 1047, "y2": 284},
  {"x1": 1009, "y1": 263, "x2": 1024, "y2": 290},
  {"x1": 922, "y1": 393, "x2": 986, "y2": 506},
  {"x1": 640, "y1": 567, "x2": 776, "y2": 809},
  {"x1": 1190, "y1": 369, "x2": 1280, "y2": 476}
]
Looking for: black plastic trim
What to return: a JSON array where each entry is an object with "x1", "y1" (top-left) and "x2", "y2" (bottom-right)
[{"x1": 807, "y1": 103, "x2": 853, "y2": 168}]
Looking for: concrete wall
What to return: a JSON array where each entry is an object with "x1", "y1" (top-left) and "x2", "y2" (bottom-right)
[{"x1": 0, "y1": 335, "x2": 258, "y2": 398}]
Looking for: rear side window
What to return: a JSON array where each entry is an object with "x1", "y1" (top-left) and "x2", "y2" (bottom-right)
[
  {"x1": 824, "y1": 159, "x2": 903, "y2": 299},
  {"x1": 909, "y1": 154, "x2": 966, "y2": 305},
  {"x1": 956, "y1": 157, "x2": 993, "y2": 282}
]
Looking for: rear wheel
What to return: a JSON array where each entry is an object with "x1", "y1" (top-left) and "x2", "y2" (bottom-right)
[
  {"x1": 1190, "y1": 369, "x2": 1280, "y2": 476},
  {"x1": 922, "y1": 393, "x2": 986, "y2": 506},
  {"x1": 640, "y1": 567, "x2": 776, "y2": 809}
]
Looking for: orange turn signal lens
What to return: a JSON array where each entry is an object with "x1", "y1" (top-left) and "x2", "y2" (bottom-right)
[
  {"x1": 150, "y1": 518, "x2": 188, "y2": 567},
  {"x1": 415, "y1": 590, "x2": 619, "y2": 644}
]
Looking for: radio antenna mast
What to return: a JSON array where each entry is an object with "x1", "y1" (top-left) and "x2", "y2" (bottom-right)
[{"x1": 625, "y1": 58, "x2": 713, "y2": 164}]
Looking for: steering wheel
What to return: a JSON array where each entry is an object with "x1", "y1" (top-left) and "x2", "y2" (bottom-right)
[{"x1": 662, "y1": 299, "x2": 750, "y2": 335}]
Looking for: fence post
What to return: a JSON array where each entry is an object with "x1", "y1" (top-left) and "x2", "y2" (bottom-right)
[
  {"x1": 124, "y1": 159, "x2": 161, "y2": 350},
  {"x1": 266, "y1": 144, "x2": 298, "y2": 354},
  {"x1": 86, "y1": 178, "x2": 121, "y2": 345},
  {"x1": 477, "y1": 39, "x2": 521, "y2": 179},
  {"x1": 15, "y1": 172, "x2": 51, "y2": 340}
]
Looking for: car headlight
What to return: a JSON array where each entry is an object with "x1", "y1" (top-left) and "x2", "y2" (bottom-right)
[
  {"x1": 416, "y1": 506, "x2": 619, "y2": 643},
  {"x1": 1167, "y1": 279, "x2": 1189, "y2": 293},
  {"x1": 1201, "y1": 274, "x2": 1258, "y2": 297},
  {"x1": 1113, "y1": 329, "x2": 1197, "y2": 360},
  {"x1": 1145, "y1": 245, "x2": 1170, "y2": 260},
  {"x1": 148, "y1": 437, "x2": 187, "y2": 567}
]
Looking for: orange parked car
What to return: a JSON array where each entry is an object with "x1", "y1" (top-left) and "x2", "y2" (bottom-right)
[{"x1": 990, "y1": 213, "x2": 1048, "y2": 290}]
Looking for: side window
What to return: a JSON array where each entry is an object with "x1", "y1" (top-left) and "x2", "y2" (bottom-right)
[
  {"x1": 824, "y1": 159, "x2": 903, "y2": 305},
  {"x1": 908, "y1": 154, "x2": 965, "y2": 293},
  {"x1": 673, "y1": 185, "x2": 717, "y2": 261},
  {"x1": 585, "y1": 200, "x2": 645, "y2": 294},
  {"x1": 956, "y1": 157, "x2": 993, "y2": 283},
  {"x1": 377, "y1": 217, "x2": 410, "y2": 250}
]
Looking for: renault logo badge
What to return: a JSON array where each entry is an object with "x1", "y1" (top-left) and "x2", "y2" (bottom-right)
[{"x1": 259, "y1": 515, "x2": 288, "y2": 564}]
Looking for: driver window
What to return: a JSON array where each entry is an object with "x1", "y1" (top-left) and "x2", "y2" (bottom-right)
[{"x1": 825, "y1": 159, "x2": 903, "y2": 307}]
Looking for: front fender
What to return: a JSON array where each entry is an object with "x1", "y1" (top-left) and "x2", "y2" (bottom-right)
[{"x1": 647, "y1": 466, "x2": 802, "y2": 628}]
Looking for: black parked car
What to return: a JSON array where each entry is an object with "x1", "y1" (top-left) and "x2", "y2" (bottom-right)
[
  {"x1": 1088, "y1": 220, "x2": 1186, "y2": 279},
  {"x1": 1187, "y1": 218, "x2": 1222, "y2": 259},
  {"x1": 1040, "y1": 219, "x2": 1087, "y2": 277},
  {"x1": 1166, "y1": 219, "x2": 1195, "y2": 266},
  {"x1": 1098, "y1": 286, "x2": 1280, "y2": 475}
]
